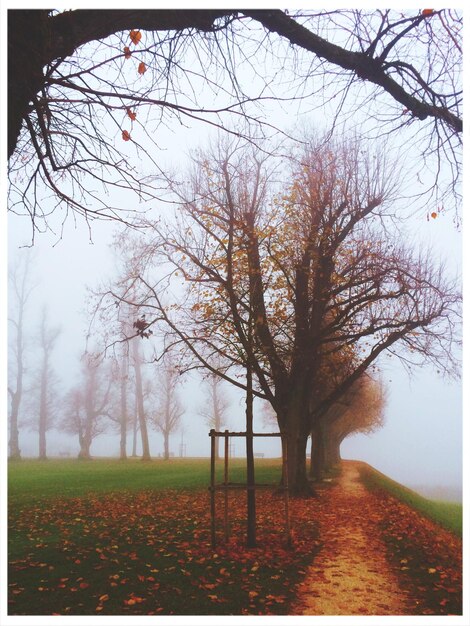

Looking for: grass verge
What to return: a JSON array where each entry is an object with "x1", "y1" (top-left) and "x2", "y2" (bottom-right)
[{"x1": 357, "y1": 462, "x2": 462, "y2": 537}]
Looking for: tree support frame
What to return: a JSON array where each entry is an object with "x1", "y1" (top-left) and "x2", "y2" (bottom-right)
[{"x1": 209, "y1": 429, "x2": 291, "y2": 548}]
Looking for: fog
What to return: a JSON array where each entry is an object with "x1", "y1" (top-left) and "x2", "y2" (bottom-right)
[
  {"x1": 5, "y1": 20, "x2": 463, "y2": 504},
  {"x1": 6, "y1": 192, "x2": 463, "y2": 501}
]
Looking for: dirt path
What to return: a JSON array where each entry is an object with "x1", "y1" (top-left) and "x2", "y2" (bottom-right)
[{"x1": 292, "y1": 463, "x2": 415, "y2": 615}]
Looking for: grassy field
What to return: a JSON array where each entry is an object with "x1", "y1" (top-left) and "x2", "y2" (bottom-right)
[
  {"x1": 8, "y1": 456, "x2": 281, "y2": 504},
  {"x1": 8, "y1": 457, "x2": 316, "y2": 616},
  {"x1": 357, "y1": 462, "x2": 462, "y2": 537},
  {"x1": 8, "y1": 457, "x2": 461, "y2": 616}
]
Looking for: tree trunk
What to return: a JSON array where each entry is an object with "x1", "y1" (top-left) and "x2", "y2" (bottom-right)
[
  {"x1": 163, "y1": 432, "x2": 170, "y2": 460},
  {"x1": 280, "y1": 390, "x2": 312, "y2": 495},
  {"x1": 324, "y1": 435, "x2": 342, "y2": 470},
  {"x1": 286, "y1": 427, "x2": 311, "y2": 494},
  {"x1": 246, "y1": 360, "x2": 256, "y2": 547},
  {"x1": 9, "y1": 391, "x2": 22, "y2": 459},
  {"x1": 310, "y1": 419, "x2": 327, "y2": 481},
  {"x1": 38, "y1": 365, "x2": 48, "y2": 460},
  {"x1": 119, "y1": 357, "x2": 128, "y2": 460},
  {"x1": 78, "y1": 433, "x2": 92, "y2": 459},
  {"x1": 38, "y1": 419, "x2": 47, "y2": 459},
  {"x1": 310, "y1": 420, "x2": 343, "y2": 478},
  {"x1": 78, "y1": 403, "x2": 94, "y2": 460},
  {"x1": 131, "y1": 402, "x2": 139, "y2": 457},
  {"x1": 132, "y1": 339, "x2": 151, "y2": 461},
  {"x1": 120, "y1": 421, "x2": 127, "y2": 460},
  {"x1": 9, "y1": 296, "x2": 25, "y2": 460}
]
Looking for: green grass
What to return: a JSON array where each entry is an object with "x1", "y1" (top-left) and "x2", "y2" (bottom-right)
[
  {"x1": 8, "y1": 457, "x2": 316, "y2": 616},
  {"x1": 357, "y1": 462, "x2": 462, "y2": 537},
  {"x1": 8, "y1": 457, "x2": 282, "y2": 505}
]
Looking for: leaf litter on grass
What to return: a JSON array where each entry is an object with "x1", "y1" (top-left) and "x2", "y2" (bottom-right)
[
  {"x1": 9, "y1": 464, "x2": 462, "y2": 616},
  {"x1": 8, "y1": 489, "x2": 318, "y2": 615}
]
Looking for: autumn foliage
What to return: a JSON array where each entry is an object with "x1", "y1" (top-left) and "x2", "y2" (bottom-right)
[
  {"x1": 8, "y1": 462, "x2": 461, "y2": 616},
  {"x1": 9, "y1": 488, "x2": 318, "y2": 615},
  {"x1": 117, "y1": 136, "x2": 460, "y2": 491}
]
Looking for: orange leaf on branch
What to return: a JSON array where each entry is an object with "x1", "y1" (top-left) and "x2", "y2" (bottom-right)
[
  {"x1": 126, "y1": 108, "x2": 137, "y2": 121},
  {"x1": 123, "y1": 46, "x2": 131, "y2": 59},
  {"x1": 129, "y1": 30, "x2": 142, "y2": 45},
  {"x1": 422, "y1": 9, "x2": 434, "y2": 16},
  {"x1": 122, "y1": 130, "x2": 131, "y2": 141},
  {"x1": 138, "y1": 61, "x2": 147, "y2": 75},
  {"x1": 430, "y1": 211, "x2": 438, "y2": 219}
]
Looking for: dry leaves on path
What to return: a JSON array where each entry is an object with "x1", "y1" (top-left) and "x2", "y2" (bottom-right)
[{"x1": 293, "y1": 462, "x2": 462, "y2": 616}]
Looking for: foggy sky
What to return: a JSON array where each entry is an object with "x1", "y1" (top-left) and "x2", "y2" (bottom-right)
[
  {"x1": 5, "y1": 16, "x2": 464, "y2": 499},
  {"x1": 7, "y1": 171, "x2": 463, "y2": 497}
]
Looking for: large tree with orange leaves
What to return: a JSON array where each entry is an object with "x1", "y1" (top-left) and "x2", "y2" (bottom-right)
[{"x1": 101, "y1": 135, "x2": 460, "y2": 493}]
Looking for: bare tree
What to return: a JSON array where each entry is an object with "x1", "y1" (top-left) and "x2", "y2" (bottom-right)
[
  {"x1": 151, "y1": 357, "x2": 184, "y2": 460},
  {"x1": 8, "y1": 9, "x2": 461, "y2": 238},
  {"x1": 106, "y1": 136, "x2": 460, "y2": 493},
  {"x1": 131, "y1": 337, "x2": 152, "y2": 460},
  {"x1": 62, "y1": 353, "x2": 111, "y2": 459},
  {"x1": 8, "y1": 251, "x2": 36, "y2": 459},
  {"x1": 105, "y1": 350, "x2": 132, "y2": 460},
  {"x1": 199, "y1": 372, "x2": 231, "y2": 460}
]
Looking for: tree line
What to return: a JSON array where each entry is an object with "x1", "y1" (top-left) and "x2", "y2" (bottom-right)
[
  {"x1": 8, "y1": 255, "x2": 231, "y2": 461},
  {"x1": 94, "y1": 133, "x2": 460, "y2": 493}
]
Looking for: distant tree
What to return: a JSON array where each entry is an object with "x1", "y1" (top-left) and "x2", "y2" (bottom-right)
[
  {"x1": 62, "y1": 353, "x2": 111, "y2": 459},
  {"x1": 8, "y1": 251, "x2": 36, "y2": 459},
  {"x1": 87, "y1": 237, "x2": 152, "y2": 460},
  {"x1": 131, "y1": 337, "x2": 152, "y2": 460},
  {"x1": 106, "y1": 350, "x2": 132, "y2": 460},
  {"x1": 151, "y1": 357, "x2": 184, "y2": 460},
  {"x1": 199, "y1": 372, "x2": 231, "y2": 460},
  {"x1": 310, "y1": 374, "x2": 386, "y2": 479},
  {"x1": 32, "y1": 307, "x2": 61, "y2": 460}
]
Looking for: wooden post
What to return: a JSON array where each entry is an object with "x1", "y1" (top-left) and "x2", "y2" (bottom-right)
[
  {"x1": 282, "y1": 434, "x2": 292, "y2": 546},
  {"x1": 246, "y1": 361, "x2": 256, "y2": 547},
  {"x1": 224, "y1": 430, "x2": 229, "y2": 542},
  {"x1": 210, "y1": 429, "x2": 216, "y2": 548}
]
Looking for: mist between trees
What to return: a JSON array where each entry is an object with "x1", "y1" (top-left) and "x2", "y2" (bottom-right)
[
  {"x1": 8, "y1": 133, "x2": 462, "y2": 493},
  {"x1": 7, "y1": 9, "x2": 462, "y2": 494},
  {"x1": 84, "y1": 133, "x2": 460, "y2": 495}
]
